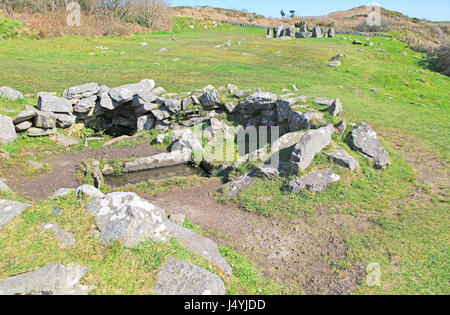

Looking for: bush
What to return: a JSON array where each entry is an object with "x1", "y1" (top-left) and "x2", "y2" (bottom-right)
[{"x1": 434, "y1": 41, "x2": 450, "y2": 76}]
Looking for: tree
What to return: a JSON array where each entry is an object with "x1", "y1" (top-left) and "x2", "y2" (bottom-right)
[
  {"x1": 290, "y1": 10, "x2": 296, "y2": 18},
  {"x1": 280, "y1": 10, "x2": 285, "y2": 18}
]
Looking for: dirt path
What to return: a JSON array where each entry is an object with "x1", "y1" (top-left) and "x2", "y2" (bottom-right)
[
  {"x1": 4, "y1": 144, "x2": 162, "y2": 201},
  {"x1": 145, "y1": 178, "x2": 371, "y2": 294}
]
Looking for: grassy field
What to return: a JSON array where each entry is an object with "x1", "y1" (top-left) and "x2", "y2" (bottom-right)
[{"x1": 0, "y1": 17, "x2": 449, "y2": 295}]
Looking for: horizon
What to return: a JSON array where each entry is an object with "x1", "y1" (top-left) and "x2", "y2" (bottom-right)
[{"x1": 169, "y1": 0, "x2": 450, "y2": 22}]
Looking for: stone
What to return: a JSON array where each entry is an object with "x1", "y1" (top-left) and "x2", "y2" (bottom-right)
[
  {"x1": 0, "y1": 200, "x2": 30, "y2": 228},
  {"x1": 199, "y1": 90, "x2": 220, "y2": 110},
  {"x1": 289, "y1": 125, "x2": 334, "y2": 172},
  {"x1": 150, "y1": 106, "x2": 171, "y2": 121},
  {"x1": 109, "y1": 79, "x2": 155, "y2": 103},
  {"x1": 13, "y1": 110, "x2": 36, "y2": 125},
  {"x1": 0, "y1": 264, "x2": 92, "y2": 295},
  {"x1": 42, "y1": 224, "x2": 76, "y2": 248},
  {"x1": 227, "y1": 84, "x2": 238, "y2": 94},
  {"x1": 87, "y1": 192, "x2": 171, "y2": 247},
  {"x1": 164, "y1": 99, "x2": 182, "y2": 113},
  {"x1": 235, "y1": 92, "x2": 277, "y2": 118},
  {"x1": 232, "y1": 89, "x2": 251, "y2": 99},
  {"x1": 156, "y1": 134, "x2": 168, "y2": 144},
  {"x1": 102, "y1": 135, "x2": 130, "y2": 146},
  {"x1": 51, "y1": 134, "x2": 78, "y2": 147},
  {"x1": 168, "y1": 222, "x2": 232, "y2": 276},
  {"x1": 27, "y1": 127, "x2": 57, "y2": 137},
  {"x1": 52, "y1": 188, "x2": 75, "y2": 199},
  {"x1": 220, "y1": 170, "x2": 257, "y2": 198},
  {"x1": 328, "y1": 27, "x2": 335, "y2": 37},
  {"x1": 223, "y1": 102, "x2": 235, "y2": 113},
  {"x1": 27, "y1": 160, "x2": 43, "y2": 170},
  {"x1": 55, "y1": 114, "x2": 75, "y2": 129},
  {"x1": 327, "y1": 149, "x2": 360, "y2": 171},
  {"x1": 76, "y1": 185, "x2": 105, "y2": 199},
  {"x1": 312, "y1": 26, "x2": 323, "y2": 38},
  {"x1": 350, "y1": 123, "x2": 390, "y2": 167},
  {"x1": 73, "y1": 96, "x2": 97, "y2": 114},
  {"x1": 352, "y1": 40, "x2": 363, "y2": 45},
  {"x1": 171, "y1": 128, "x2": 203, "y2": 152},
  {"x1": 63, "y1": 83, "x2": 99, "y2": 100},
  {"x1": 123, "y1": 150, "x2": 192, "y2": 173},
  {"x1": 314, "y1": 97, "x2": 334, "y2": 106},
  {"x1": 0, "y1": 86, "x2": 24, "y2": 100},
  {"x1": 37, "y1": 95, "x2": 73, "y2": 113},
  {"x1": 271, "y1": 132, "x2": 305, "y2": 153},
  {"x1": 0, "y1": 114, "x2": 17, "y2": 144},
  {"x1": 295, "y1": 32, "x2": 312, "y2": 38},
  {"x1": 153, "y1": 258, "x2": 225, "y2": 295},
  {"x1": 101, "y1": 164, "x2": 114, "y2": 176},
  {"x1": 132, "y1": 92, "x2": 157, "y2": 108},
  {"x1": 334, "y1": 120, "x2": 347, "y2": 137},
  {"x1": 329, "y1": 98, "x2": 343, "y2": 117},
  {"x1": 137, "y1": 115, "x2": 155, "y2": 131},
  {"x1": 0, "y1": 179, "x2": 10, "y2": 192},
  {"x1": 152, "y1": 87, "x2": 166, "y2": 96},
  {"x1": 328, "y1": 60, "x2": 341, "y2": 67},
  {"x1": 331, "y1": 53, "x2": 347, "y2": 61},
  {"x1": 15, "y1": 121, "x2": 32, "y2": 132},
  {"x1": 155, "y1": 120, "x2": 171, "y2": 133},
  {"x1": 289, "y1": 169, "x2": 340, "y2": 193},
  {"x1": 34, "y1": 111, "x2": 57, "y2": 129},
  {"x1": 135, "y1": 103, "x2": 158, "y2": 116},
  {"x1": 168, "y1": 213, "x2": 185, "y2": 225},
  {"x1": 255, "y1": 165, "x2": 279, "y2": 180},
  {"x1": 52, "y1": 208, "x2": 63, "y2": 216}
]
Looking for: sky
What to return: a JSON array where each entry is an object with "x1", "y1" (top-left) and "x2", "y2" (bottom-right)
[{"x1": 169, "y1": 0, "x2": 450, "y2": 21}]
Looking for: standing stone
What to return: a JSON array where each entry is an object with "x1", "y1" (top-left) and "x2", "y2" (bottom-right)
[
  {"x1": 289, "y1": 125, "x2": 334, "y2": 172},
  {"x1": 334, "y1": 120, "x2": 347, "y2": 137},
  {"x1": 62, "y1": 83, "x2": 99, "y2": 100},
  {"x1": 312, "y1": 26, "x2": 323, "y2": 38},
  {"x1": 328, "y1": 27, "x2": 335, "y2": 38},
  {"x1": 199, "y1": 90, "x2": 220, "y2": 110},
  {"x1": 266, "y1": 28, "x2": 273, "y2": 38},
  {"x1": 87, "y1": 192, "x2": 171, "y2": 247},
  {"x1": 327, "y1": 149, "x2": 360, "y2": 170},
  {"x1": 350, "y1": 123, "x2": 390, "y2": 167},
  {"x1": 0, "y1": 264, "x2": 92, "y2": 295},
  {"x1": 289, "y1": 169, "x2": 340, "y2": 193},
  {"x1": 0, "y1": 200, "x2": 30, "y2": 228},
  {"x1": 37, "y1": 95, "x2": 73, "y2": 113},
  {"x1": 0, "y1": 86, "x2": 24, "y2": 101},
  {"x1": 300, "y1": 24, "x2": 308, "y2": 32},
  {"x1": 329, "y1": 98, "x2": 343, "y2": 117},
  {"x1": 276, "y1": 25, "x2": 283, "y2": 38},
  {"x1": 0, "y1": 115, "x2": 17, "y2": 145},
  {"x1": 153, "y1": 258, "x2": 225, "y2": 295}
]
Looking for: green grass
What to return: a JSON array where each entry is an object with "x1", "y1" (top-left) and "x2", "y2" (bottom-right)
[
  {"x1": 0, "y1": 17, "x2": 448, "y2": 295},
  {"x1": 0, "y1": 17, "x2": 31, "y2": 39}
]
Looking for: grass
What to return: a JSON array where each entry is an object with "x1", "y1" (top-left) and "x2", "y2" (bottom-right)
[{"x1": 0, "y1": 17, "x2": 448, "y2": 295}]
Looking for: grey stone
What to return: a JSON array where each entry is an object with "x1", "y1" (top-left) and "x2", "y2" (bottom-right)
[
  {"x1": 154, "y1": 120, "x2": 171, "y2": 133},
  {"x1": 227, "y1": 84, "x2": 238, "y2": 94},
  {"x1": 289, "y1": 125, "x2": 334, "y2": 172},
  {"x1": 289, "y1": 169, "x2": 340, "y2": 193},
  {"x1": 168, "y1": 213, "x2": 185, "y2": 225},
  {"x1": 328, "y1": 60, "x2": 341, "y2": 67},
  {"x1": 171, "y1": 128, "x2": 203, "y2": 152},
  {"x1": 52, "y1": 208, "x2": 63, "y2": 216},
  {"x1": 312, "y1": 26, "x2": 323, "y2": 38},
  {"x1": 28, "y1": 127, "x2": 57, "y2": 137},
  {"x1": 199, "y1": 90, "x2": 220, "y2": 110},
  {"x1": 352, "y1": 40, "x2": 363, "y2": 45},
  {"x1": 168, "y1": 222, "x2": 232, "y2": 276},
  {"x1": 334, "y1": 120, "x2": 347, "y2": 137},
  {"x1": 136, "y1": 103, "x2": 158, "y2": 116},
  {"x1": 109, "y1": 79, "x2": 155, "y2": 103},
  {"x1": 150, "y1": 106, "x2": 171, "y2": 121},
  {"x1": 137, "y1": 115, "x2": 155, "y2": 131},
  {"x1": 255, "y1": 165, "x2": 279, "y2": 180},
  {"x1": 232, "y1": 89, "x2": 251, "y2": 99},
  {"x1": 34, "y1": 111, "x2": 57, "y2": 129},
  {"x1": 295, "y1": 32, "x2": 312, "y2": 38},
  {"x1": 123, "y1": 150, "x2": 192, "y2": 173},
  {"x1": 55, "y1": 114, "x2": 75, "y2": 129},
  {"x1": 27, "y1": 160, "x2": 43, "y2": 170},
  {"x1": 164, "y1": 99, "x2": 182, "y2": 113},
  {"x1": 13, "y1": 110, "x2": 36, "y2": 125},
  {"x1": 236, "y1": 92, "x2": 277, "y2": 118},
  {"x1": 51, "y1": 134, "x2": 78, "y2": 147},
  {"x1": 62, "y1": 82, "x2": 99, "y2": 100},
  {"x1": 132, "y1": 92, "x2": 157, "y2": 108},
  {"x1": 220, "y1": 170, "x2": 256, "y2": 198},
  {"x1": 76, "y1": 185, "x2": 105, "y2": 199},
  {"x1": 0, "y1": 115, "x2": 17, "y2": 144},
  {"x1": 0, "y1": 264, "x2": 92, "y2": 295},
  {"x1": 153, "y1": 258, "x2": 225, "y2": 295},
  {"x1": 73, "y1": 95, "x2": 97, "y2": 114},
  {"x1": 0, "y1": 86, "x2": 24, "y2": 101},
  {"x1": 15, "y1": 121, "x2": 32, "y2": 132},
  {"x1": 314, "y1": 97, "x2": 334, "y2": 106},
  {"x1": 328, "y1": 27, "x2": 335, "y2": 37},
  {"x1": 152, "y1": 87, "x2": 166, "y2": 96},
  {"x1": 87, "y1": 192, "x2": 171, "y2": 247},
  {"x1": 37, "y1": 95, "x2": 73, "y2": 113},
  {"x1": 223, "y1": 102, "x2": 235, "y2": 113},
  {"x1": 328, "y1": 149, "x2": 360, "y2": 170},
  {"x1": 156, "y1": 134, "x2": 168, "y2": 144},
  {"x1": 0, "y1": 180, "x2": 10, "y2": 192},
  {"x1": 42, "y1": 224, "x2": 76, "y2": 248},
  {"x1": 331, "y1": 53, "x2": 347, "y2": 61},
  {"x1": 350, "y1": 123, "x2": 390, "y2": 167},
  {"x1": 329, "y1": 98, "x2": 342, "y2": 117},
  {"x1": 271, "y1": 131, "x2": 305, "y2": 153},
  {"x1": 0, "y1": 200, "x2": 30, "y2": 228}
]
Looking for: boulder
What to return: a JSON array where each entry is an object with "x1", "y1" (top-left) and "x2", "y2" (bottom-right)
[
  {"x1": 255, "y1": 165, "x2": 279, "y2": 180},
  {"x1": 199, "y1": 90, "x2": 220, "y2": 110},
  {"x1": 0, "y1": 86, "x2": 24, "y2": 101},
  {"x1": 327, "y1": 149, "x2": 360, "y2": 171},
  {"x1": 55, "y1": 114, "x2": 75, "y2": 129},
  {"x1": 334, "y1": 120, "x2": 347, "y2": 137},
  {"x1": 13, "y1": 110, "x2": 36, "y2": 125},
  {"x1": 314, "y1": 97, "x2": 334, "y2": 106},
  {"x1": 37, "y1": 95, "x2": 73, "y2": 113},
  {"x1": 27, "y1": 127, "x2": 57, "y2": 137},
  {"x1": 289, "y1": 125, "x2": 334, "y2": 172},
  {"x1": 154, "y1": 120, "x2": 171, "y2": 133},
  {"x1": 137, "y1": 115, "x2": 155, "y2": 131},
  {"x1": 0, "y1": 264, "x2": 92, "y2": 295},
  {"x1": 123, "y1": 150, "x2": 192, "y2": 173},
  {"x1": 350, "y1": 123, "x2": 390, "y2": 167},
  {"x1": 164, "y1": 99, "x2": 182, "y2": 114},
  {"x1": 73, "y1": 96, "x2": 97, "y2": 114},
  {"x1": 312, "y1": 26, "x2": 323, "y2": 38},
  {"x1": 51, "y1": 134, "x2": 78, "y2": 147},
  {"x1": 329, "y1": 98, "x2": 342, "y2": 117},
  {"x1": 15, "y1": 121, "x2": 32, "y2": 132},
  {"x1": 135, "y1": 103, "x2": 158, "y2": 116},
  {"x1": 153, "y1": 258, "x2": 225, "y2": 295},
  {"x1": 168, "y1": 222, "x2": 232, "y2": 276},
  {"x1": 171, "y1": 128, "x2": 203, "y2": 152},
  {"x1": 132, "y1": 92, "x2": 157, "y2": 108},
  {"x1": 34, "y1": 111, "x2": 57, "y2": 129},
  {"x1": 76, "y1": 185, "x2": 105, "y2": 199},
  {"x1": 87, "y1": 192, "x2": 171, "y2": 247},
  {"x1": 220, "y1": 170, "x2": 257, "y2": 198},
  {"x1": 150, "y1": 106, "x2": 171, "y2": 121},
  {"x1": 235, "y1": 92, "x2": 277, "y2": 118},
  {"x1": 289, "y1": 169, "x2": 340, "y2": 193},
  {"x1": 0, "y1": 200, "x2": 30, "y2": 228},
  {"x1": 0, "y1": 115, "x2": 17, "y2": 144},
  {"x1": 295, "y1": 32, "x2": 312, "y2": 38},
  {"x1": 109, "y1": 79, "x2": 155, "y2": 103},
  {"x1": 63, "y1": 83, "x2": 99, "y2": 100}
]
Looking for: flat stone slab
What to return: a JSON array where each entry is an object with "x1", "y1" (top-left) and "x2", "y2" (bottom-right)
[
  {"x1": 168, "y1": 222, "x2": 232, "y2": 276},
  {"x1": 0, "y1": 200, "x2": 30, "y2": 229},
  {"x1": 123, "y1": 150, "x2": 192, "y2": 173},
  {"x1": 153, "y1": 258, "x2": 225, "y2": 295},
  {"x1": 327, "y1": 149, "x2": 360, "y2": 171},
  {"x1": 0, "y1": 264, "x2": 92, "y2": 295},
  {"x1": 87, "y1": 192, "x2": 171, "y2": 247},
  {"x1": 220, "y1": 171, "x2": 257, "y2": 198},
  {"x1": 289, "y1": 169, "x2": 340, "y2": 193}
]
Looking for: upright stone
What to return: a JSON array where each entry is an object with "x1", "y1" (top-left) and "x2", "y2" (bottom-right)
[
  {"x1": 0, "y1": 115, "x2": 17, "y2": 144},
  {"x1": 350, "y1": 123, "x2": 390, "y2": 167},
  {"x1": 312, "y1": 26, "x2": 323, "y2": 38}
]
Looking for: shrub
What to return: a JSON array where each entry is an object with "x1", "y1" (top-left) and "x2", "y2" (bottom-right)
[{"x1": 434, "y1": 41, "x2": 450, "y2": 76}]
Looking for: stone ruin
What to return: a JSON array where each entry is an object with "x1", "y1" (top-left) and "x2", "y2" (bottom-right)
[{"x1": 267, "y1": 23, "x2": 335, "y2": 39}]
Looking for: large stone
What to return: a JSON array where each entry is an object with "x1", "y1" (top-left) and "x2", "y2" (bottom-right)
[
  {"x1": 168, "y1": 222, "x2": 232, "y2": 276},
  {"x1": 255, "y1": 165, "x2": 279, "y2": 180},
  {"x1": 329, "y1": 98, "x2": 342, "y2": 117},
  {"x1": 328, "y1": 60, "x2": 341, "y2": 67},
  {"x1": 314, "y1": 97, "x2": 335, "y2": 106},
  {"x1": 271, "y1": 132, "x2": 305, "y2": 153},
  {"x1": 327, "y1": 149, "x2": 360, "y2": 171},
  {"x1": 199, "y1": 90, "x2": 220, "y2": 110},
  {"x1": 153, "y1": 258, "x2": 225, "y2": 295},
  {"x1": 87, "y1": 192, "x2": 171, "y2": 247},
  {"x1": 76, "y1": 185, "x2": 105, "y2": 199},
  {"x1": 0, "y1": 115, "x2": 17, "y2": 144},
  {"x1": 0, "y1": 86, "x2": 24, "y2": 100},
  {"x1": 51, "y1": 133, "x2": 78, "y2": 147},
  {"x1": 0, "y1": 200, "x2": 30, "y2": 228},
  {"x1": 350, "y1": 123, "x2": 390, "y2": 167},
  {"x1": 108, "y1": 79, "x2": 155, "y2": 103},
  {"x1": 328, "y1": 27, "x2": 335, "y2": 38},
  {"x1": 289, "y1": 169, "x2": 340, "y2": 193},
  {"x1": 289, "y1": 125, "x2": 334, "y2": 172},
  {"x1": 132, "y1": 92, "x2": 157, "y2": 108},
  {"x1": 235, "y1": 92, "x2": 277, "y2": 118},
  {"x1": 136, "y1": 115, "x2": 155, "y2": 131},
  {"x1": 220, "y1": 170, "x2": 257, "y2": 198},
  {"x1": 312, "y1": 26, "x2": 323, "y2": 38},
  {"x1": 73, "y1": 96, "x2": 97, "y2": 114},
  {"x1": 123, "y1": 150, "x2": 192, "y2": 173},
  {"x1": 171, "y1": 128, "x2": 203, "y2": 152},
  {"x1": 13, "y1": 110, "x2": 36, "y2": 125},
  {"x1": 34, "y1": 111, "x2": 57, "y2": 129},
  {"x1": 334, "y1": 120, "x2": 347, "y2": 137},
  {"x1": 27, "y1": 127, "x2": 57, "y2": 137},
  {"x1": 15, "y1": 121, "x2": 32, "y2": 132},
  {"x1": 37, "y1": 95, "x2": 73, "y2": 113},
  {"x1": 55, "y1": 114, "x2": 75, "y2": 129},
  {"x1": 164, "y1": 99, "x2": 182, "y2": 114},
  {"x1": 0, "y1": 264, "x2": 92, "y2": 295},
  {"x1": 150, "y1": 106, "x2": 171, "y2": 121},
  {"x1": 63, "y1": 83, "x2": 99, "y2": 100}
]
